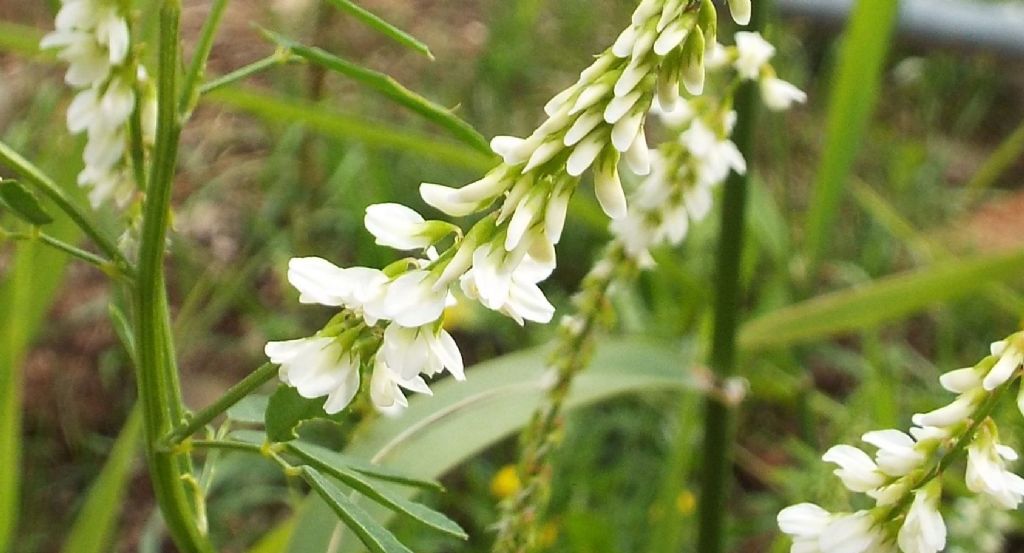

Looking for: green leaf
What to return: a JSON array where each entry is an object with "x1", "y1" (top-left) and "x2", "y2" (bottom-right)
[
  {"x1": 803, "y1": 0, "x2": 899, "y2": 268},
  {"x1": 287, "y1": 441, "x2": 466, "y2": 538},
  {"x1": 0, "y1": 179, "x2": 54, "y2": 225},
  {"x1": 283, "y1": 339, "x2": 697, "y2": 553},
  {"x1": 61, "y1": 407, "x2": 143, "y2": 553},
  {"x1": 299, "y1": 466, "x2": 414, "y2": 553},
  {"x1": 739, "y1": 247, "x2": 1024, "y2": 351},
  {"x1": 261, "y1": 30, "x2": 490, "y2": 153},
  {"x1": 265, "y1": 385, "x2": 345, "y2": 443},
  {"x1": 229, "y1": 394, "x2": 269, "y2": 425},
  {"x1": 324, "y1": 0, "x2": 433, "y2": 60},
  {"x1": 205, "y1": 86, "x2": 493, "y2": 171}
]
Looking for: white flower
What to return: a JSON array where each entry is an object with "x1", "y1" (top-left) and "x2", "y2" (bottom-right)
[
  {"x1": 777, "y1": 503, "x2": 831, "y2": 553},
  {"x1": 420, "y1": 170, "x2": 513, "y2": 217},
  {"x1": 911, "y1": 394, "x2": 977, "y2": 428},
  {"x1": 897, "y1": 482, "x2": 946, "y2": 553},
  {"x1": 367, "y1": 269, "x2": 448, "y2": 328},
  {"x1": 594, "y1": 153, "x2": 627, "y2": 219},
  {"x1": 818, "y1": 511, "x2": 891, "y2": 553},
  {"x1": 265, "y1": 337, "x2": 360, "y2": 414},
  {"x1": 982, "y1": 337, "x2": 1022, "y2": 391},
  {"x1": 380, "y1": 324, "x2": 464, "y2": 381},
  {"x1": 939, "y1": 366, "x2": 983, "y2": 394},
  {"x1": 760, "y1": 77, "x2": 807, "y2": 111},
  {"x1": 822, "y1": 445, "x2": 886, "y2": 493},
  {"x1": 369, "y1": 354, "x2": 431, "y2": 410},
  {"x1": 461, "y1": 245, "x2": 554, "y2": 325},
  {"x1": 286, "y1": 257, "x2": 388, "y2": 311},
  {"x1": 966, "y1": 424, "x2": 1024, "y2": 509},
  {"x1": 364, "y1": 203, "x2": 436, "y2": 251},
  {"x1": 733, "y1": 31, "x2": 775, "y2": 80},
  {"x1": 862, "y1": 429, "x2": 926, "y2": 477}
]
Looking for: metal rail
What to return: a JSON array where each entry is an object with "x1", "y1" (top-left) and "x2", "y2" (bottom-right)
[{"x1": 776, "y1": 0, "x2": 1024, "y2": 57}]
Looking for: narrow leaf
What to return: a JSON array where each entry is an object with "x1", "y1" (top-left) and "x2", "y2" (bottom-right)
[
  {"x1": 261, "y1": 30, "x2": 490, "y2": 153},
  {"x1": 61, "y1": 407, "x2": 143, "y2": 553},
  {"x1": 1, "y1": 179, "x2": 53, "y2": 225},
  {"x1": 325, "y1": 0, "x2": 433, "y2": 59},
  {"x1": 803, "y1": 0, "x2": 898, "y2": 268},
  {"x1": 205, "y1": 87, "x2": 493, "y2": 171},
  {"x1": 300, "y1": 466, "x2": 414, "y2": 553},
  {"x1": 288, "y1": 442, "x2": 466, "y2": 538},
  {"x1": 739, "y1": 247, "x2": 1024, "y2": 350}
]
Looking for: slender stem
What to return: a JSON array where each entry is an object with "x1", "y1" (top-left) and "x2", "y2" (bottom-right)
[
  {"x1": 164, "y1": 362, "x2": 278, "y2": 446},
  {"x1": 0, "y1": 140, "x2": 129, "y2": 269},
  {"x1": 197, "y1": 51, "x2": 297, "y2": 96},
  {"x1": 695, "y1": 5, "x2": 768, "y2": 553},
  {"x1": 132, "y1": 2, "x2": 213, "y2": 552},
  {"x1": 190, "y1": 439, "x2": 265, "y2": 455},
  {"x1": 179, "y1": 0, "x2": 230, "y2": 118},
  {"x1": 1, "y1": 229, "x2": 118, "y2": 273}
]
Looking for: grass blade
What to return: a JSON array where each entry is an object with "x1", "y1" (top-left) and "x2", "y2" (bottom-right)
[
  {"x1": 205, "y1": 86, "x2": 493, "y2": 171},
  {"x1": 739, "y1": 247, "x2": 1024, "y2": 350},
  {"x1": 263, "y1": 30, "x2": 489, "y2": 153},
  {"x1": 325, "y1": 0, "x2": 433, "y2": 59},
  {"x1": 803, "y1": 0, "x2": 899, "y2": 269},
  {"x1": 299, "y1": 466, "x2": 414, "y2": 553},
  {"x1": 61, "y1": 407, "x2": 144, "y2": 553}
]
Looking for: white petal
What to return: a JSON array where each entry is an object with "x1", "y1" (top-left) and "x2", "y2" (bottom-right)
[{"x1": 566, "y1": 133, "x2": 605, "y2": 176}]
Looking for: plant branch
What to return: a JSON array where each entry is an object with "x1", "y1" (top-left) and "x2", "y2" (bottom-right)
[
  {"x1": 0, "y1": 229, "x2": 122, "y2": 274},
  {"x1": 0, "y1": 140, "x2": 129, "y2": 270},
  {"x1": 180, "y1": 0, "x2": 231, "y2": 117},
  {"x1": 164, "y1": 362, "x2": 278, "y2": 446},
  {"x1": 197, "y1": 50, "x2": 299, "y2": 97},
  {"x1": 695, "y1": 4, "x2": 769, "y2": 553}
]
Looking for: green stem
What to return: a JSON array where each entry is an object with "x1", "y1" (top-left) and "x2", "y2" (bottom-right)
[
  {"x1": 0, "y1": 140, "x2": 129, "y2": 270},
  {"x1": 133, "y1": 3, "x2": 213, "y2": 552},
  {"x1": 164, "y1": 362, "x2": 278, "y2": 446},
  {"x1": 190, "y1": 439, "x2": 265, "y2": 455},
  {"x1": 695, "y1": 5, "x2": 768, "y2": 553},
  {"x1": 179, "y1": 0, "x2": 231, "y2": 117},
  {"x1": 197, "y1": 51, "x2": 297, "y2": 96},
  {"x1": 1, "y1": 230, "x2": 120, "y2": 274}
]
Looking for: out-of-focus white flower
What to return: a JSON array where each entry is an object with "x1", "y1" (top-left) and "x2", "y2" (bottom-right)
[
  {"x1": 760, "y1": 77, "x2": 807, "y2": 111},
  {"x1": 777, "y1": 503, "x2": 831, "y2": 553},
  {"x1": 897, "y1": 482, "x2": 946, "y2": 553},
  {"x1": 265, "y1": 337, "x2": 361, "y2": 414},
  {"x1": 966, "y1": 422, "x2": 1024, "y2": 509},
  {"x1": 733, "y1": 31, "x2": 775, "y2": 80},
  {"x1": 822, "y1": 445, "x2": 886, "y2": 493}
]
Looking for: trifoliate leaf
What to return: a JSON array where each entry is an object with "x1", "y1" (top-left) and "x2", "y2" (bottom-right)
[{"x1": 0, "y1": 179, "x2": 53, "y2": 225}]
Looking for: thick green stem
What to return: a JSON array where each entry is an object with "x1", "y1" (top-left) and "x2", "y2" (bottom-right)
[
  {"x1": 0, "y1": 140, "x2": 129, "y2": 269},
  {"x1": 133, "y1": 2, "x2": 213, "y2": 551},
  {"x1": 695, "y1": 5, "x2": 768, "y2": 553},
  {"x1": 164, "y1": 362, "x2": 278, "y2": 446}
]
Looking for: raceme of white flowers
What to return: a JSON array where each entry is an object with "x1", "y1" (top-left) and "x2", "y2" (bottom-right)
[
  {"x1": 41, "y1": 0, "x2": 156, "y2": 208},
  {"x1": 778, "y1": 331, "x2": 1024, "y2": 553},
  {"x1": 265, "y1": 2, "x2": 802, "y2": 416},
  {"x1": 612, "y1": 30, "x2": 803, "y2": 267}
]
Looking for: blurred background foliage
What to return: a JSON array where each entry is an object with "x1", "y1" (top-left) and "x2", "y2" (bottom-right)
[{"x1": 1, "y1": 0, "x2": 1024, "y2": 551}]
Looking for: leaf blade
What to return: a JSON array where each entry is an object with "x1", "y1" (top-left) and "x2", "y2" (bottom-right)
[
  {"x1": 1, "y1": 179, "x2": 54, "y2": 225},
  {"x1": 325, "y1": 0, "x2": 434, "y2": 59}
]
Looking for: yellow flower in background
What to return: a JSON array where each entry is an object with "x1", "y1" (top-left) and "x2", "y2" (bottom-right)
[{"x1": 491, "y1": 465, "x2": 522, "y2": 499}]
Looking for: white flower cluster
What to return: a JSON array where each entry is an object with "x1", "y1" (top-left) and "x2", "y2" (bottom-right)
[
  {"x1": 41, "y1": 0, "x2": 155, "y2": 208},
  {"x1": 265, "y1": 2, "x2": 796, "y2": 416},
  {"x1": 612, "y1": 31, "x2": 803, "y2": 266},
  {"x1": 778, "y1": 332, "x2": 1024, "y2": 553}
]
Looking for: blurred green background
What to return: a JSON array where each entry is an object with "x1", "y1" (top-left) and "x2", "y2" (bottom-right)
[{"x1": 1, "y1": 0, "x2": 1024, "y2": 551}]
